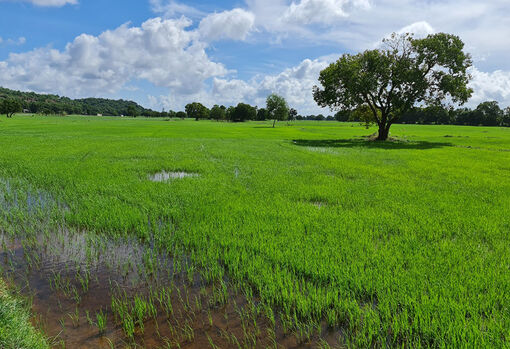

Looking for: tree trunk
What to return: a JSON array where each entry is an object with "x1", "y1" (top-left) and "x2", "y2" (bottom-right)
[
  {"x1": 376, "y1": 123, "x2": 390, "y2": 141},
  {"x1": 273, "y1": 119, "x2": 276, "y2": 128}
]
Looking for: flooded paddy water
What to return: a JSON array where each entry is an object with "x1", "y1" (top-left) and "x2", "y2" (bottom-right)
[
  {"x1": 0, "y1": 179, "x2": 342, "y2": 348},
  {"x1": 0, "y1": 228, "x2": 341, "y2": 348}
]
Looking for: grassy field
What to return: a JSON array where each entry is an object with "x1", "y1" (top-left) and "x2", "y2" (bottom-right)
[
  {"x1": 0, "y1": 115, "x2": 509, "y2": 347},
  {"x1": 0, "y1": 279, "x2": 48, "y2": 349}
]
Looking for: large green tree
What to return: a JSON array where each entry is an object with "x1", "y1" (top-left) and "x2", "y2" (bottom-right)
[
  {"x1": 473, "y1": 101, "x2": 503, "y2": 126},
  {"x1": 185, "y1": 102, "x2": 210, "y2": 121},
  {"x1": 230, "y1": 103, "x2": 256, "y2": 122},
  {"x1": 266, "y1": 94, "x2": 289, "y2": 128},
  {"x1": 210, "y1": 105, "x2": 226, "y2": 121},
  {"x1": 313, "y1": 33, "x2": 473, "y2": 140},
  {"x1": 0, "y1": 98, "x2": 22, "y2": 118}
]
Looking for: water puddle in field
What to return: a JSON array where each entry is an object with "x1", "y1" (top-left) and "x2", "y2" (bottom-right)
[
  {"x1": 148, "y1": 171, "x2": 199, "y2": 182},
  {"x1": 0, "y1": 228, "x2": 341, "y2": 348},
  {"x1": 305, "y1": 147, "x2": 336, "y2": 154},
  {"x1": 311, "y1": 201, "x2": 327, "y2": 209}
]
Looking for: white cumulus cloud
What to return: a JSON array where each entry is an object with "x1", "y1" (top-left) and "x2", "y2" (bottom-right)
[
  {"x1": 147, "y1": 58, "x2": 332, "y2": 114},
  {"x1": 283, "y1": 0, "x2": 370, "y2": 25},
  {"x1": 469, "y1": 68, "x2": 510, "y2": 107},
  {"x1": 199, "y1": 8, "x2": 256, "y2": 41},
  {"x1": 397, "y1": 21, "x2": 435, "y2": 38},
  {"x1": 0, "y1": 17, "x2": 227, "y2": 97},
  {"x1": 149, "y1": 0, "x2": 205, "y2": 18}
]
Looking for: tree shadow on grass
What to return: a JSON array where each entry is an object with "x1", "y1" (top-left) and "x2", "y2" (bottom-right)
[{"x1": 292, "y1": 138, "x2": 453, "y2": 150}]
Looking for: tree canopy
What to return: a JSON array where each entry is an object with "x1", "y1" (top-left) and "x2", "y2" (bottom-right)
[
  {"x1": 229, "y1": 103, "x2": 257, "y2": 122},
  {"x1": 266, "y1": 94, "x2": 289, "y2": 127},
  {"x1": 0, "y1": 87, "x2": 157, "y2": 116},
  {"x1": 256, "y1": 108, "x2": 268, "y2": 121},
  {"x1": 314, "y1": 32, "x2": 473, "y2": 140},
  {"x1": 210, "y1": 105, "x2": 226, "y2": 121},
  {"x1": 185, "y1": 102, "x2": 210, "y2": 121},
  {"x1": 0, "y1": 98, "x2": 22, "y2": 118}
]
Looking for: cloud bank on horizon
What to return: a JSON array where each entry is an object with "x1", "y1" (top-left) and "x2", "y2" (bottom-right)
[{"x1": 0, "y1": 0, "x2": 509, "y2": 114}]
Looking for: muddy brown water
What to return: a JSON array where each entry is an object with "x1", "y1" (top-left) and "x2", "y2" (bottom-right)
[{"x1": 0, "y1": 228, "x2": 342, "y2": 348}]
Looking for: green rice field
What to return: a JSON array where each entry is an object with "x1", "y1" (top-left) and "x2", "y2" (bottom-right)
[{"x1": 0, "y1": 115, "x2": 509, "y2": 348}]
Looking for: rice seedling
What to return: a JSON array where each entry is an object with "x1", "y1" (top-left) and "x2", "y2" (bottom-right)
[
  {"x1": 207, "y1": 309, "x2": 213, "y2": 327},
  {"x1": 133, "y1": 295, "x2": 148, "y2": 333},
  {"x1": 206, "y1": 333, "x2": 220, "y2": 349},
  {"x1": 96, "y1": 308, "x2": 107, "y2": 335},
  {"x1": 85, "y1": 310, "x2": 94, "y2": 326},
  {"x1": 67, "y1": 307, "x2": 80, "y2": 328}
]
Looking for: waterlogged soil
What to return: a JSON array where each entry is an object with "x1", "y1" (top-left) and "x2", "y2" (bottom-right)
[
  {"x1": 0, "y1": 228, "x2": 341, "y2": 348},
  {"x1": 148, "y1": 171, "x2": 199, "y2": 182}
]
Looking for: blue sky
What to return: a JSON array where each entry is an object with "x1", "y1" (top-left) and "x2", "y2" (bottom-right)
[{"x1": 1, "y1": 0, "x2": 509, "y2": 114}]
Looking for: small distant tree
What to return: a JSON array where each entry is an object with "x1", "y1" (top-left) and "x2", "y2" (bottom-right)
[
  {"x1": 503, "y1": 107, "x2": 510, "y2": 127},
  {"x1": 226, "y1": 106, "x2": 235, "y2": 121},
  {"x1": 185, "y1": 102, "x2": 210, "y2": 121},
  {"x1": 288, "y1": 108, "x2": 298, "y2": 121},
  {"x1": 314, "y1": 32, "x2": 473, "y2": 140},
  {"x1": 176, "y1": 111, "x2": 187, "y2": 119},
  {"x1": 0, "y1": 98, "x2": 22, "y2": 118},
  {"x1": 334, "y1": 110, "x2": 351, "y2": 122},
  {"x1": 126, "y1": 105, "x2": 138, "y2": 118},
  {"x1": 210, "y1": 105, "x2": 226, "y2": 121},
  {"x1": 257, "y1": 108, "x2": 268, "y2": 121},
  {"x1": 450, "y1": 107, "x2": 472, "y2": 125},
  {"x1": 266, "y1": 94, "x2": 289, "y2": 127},
  {"x1": 473, "y1": 101, "x2": 503, "y2": 126},
  {"x1": 39, "y1": 107, "x2": 52, "y2": 116},
  {"x1": 230, "y1": 103, "x2": 256, "y2": 122}
]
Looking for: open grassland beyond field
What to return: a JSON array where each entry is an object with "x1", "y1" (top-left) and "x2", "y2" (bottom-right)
[{"x1": 0, "y1": 116, "x2": 509, "y2": 347}]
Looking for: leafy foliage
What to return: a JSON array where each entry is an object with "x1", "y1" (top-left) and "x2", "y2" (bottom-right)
[
  {"x1": 257, "y1": 108, "x2": 268, "y2": 121},
  {"x1": 0, "y1": 87, "x2": 161, "y2": 117},
  {"x1": 210, "y1": 105, "x2": 227, "y2": 121},
  {"x1": 266, "y1": 94, "x2": 289, "y2": 127},
  {"x1": 185, "y1": 102, "x2": 210, "y2": 121},
  {"x1": 229, "y1": 103, "x2": 257, "y2": 122},
  {"x1": 0, "y1": 98, "x2": 22, "y2": 118},
  {"x1": 314, "y1": 33, "x2": 473, "y2": 140}
]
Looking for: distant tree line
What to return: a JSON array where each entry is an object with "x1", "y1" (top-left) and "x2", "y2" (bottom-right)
[
  {"x1": 184, "y1": 94, "x2": 290, "y2": 127},
  {"x1": 1, "y1": 86, "x2": 509, "y2": 127},
  {"x1": 334, "y1": 101, "x2": 510, "y2": 127},
  {"x1": 0, "y1": 87, "x2": 157, "y2": 117},
  {"x1": 297, "y1": 114, "x2": 336, "y2": 121}
]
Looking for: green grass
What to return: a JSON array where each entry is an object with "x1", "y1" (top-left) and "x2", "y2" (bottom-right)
[
  {"x1": 0, "y1": 280, "x2": 49, "y2": 349},
  {"x1": 1, "y1": 115, "x2": 510, "y2": 347}
]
